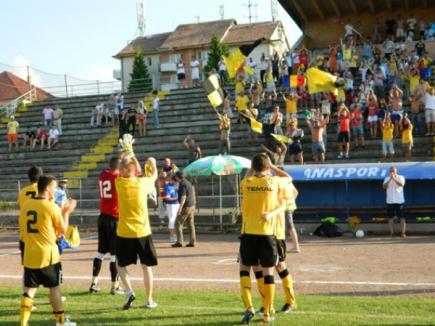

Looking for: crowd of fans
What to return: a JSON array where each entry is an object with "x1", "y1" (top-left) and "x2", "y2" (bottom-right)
[{"x1": 211, "y1": 16, "x2": 434, "y2": 164}]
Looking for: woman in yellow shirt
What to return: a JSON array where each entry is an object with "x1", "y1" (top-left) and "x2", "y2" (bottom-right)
[{"x1": 400, "y1": 114, "x2": 413, "y2": 161}]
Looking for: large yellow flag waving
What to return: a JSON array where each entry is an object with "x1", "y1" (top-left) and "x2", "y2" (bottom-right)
[
  {"x1": 305, "y1": 67, "x2": 342, "y2": 95},
  {"x1": 224, "y1": 38, "x2": 264, "y2": 79}
]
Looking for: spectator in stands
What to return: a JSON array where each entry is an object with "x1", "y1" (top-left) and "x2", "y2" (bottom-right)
[
  {"x1": 271, "y1": 51, "x2": 280, "y2": 83},
  {"x1": 337, "y1": 104, "x2": 351, "y2": 160},
  {"x1": 383, "y1": 166, "x2": 406, "y2": 238},
  {"x1": 260, "y1": 142, "x2": 286, "y2": 168},
  {"x1": 218, "y1": 57, "x2": 227, "y2": 85},
  {"x1": 366, "y1": 91, "x2": 379, "y2": 138},
  {"x1": 7, "y1": 115, "x2": 19, "y2": 152},
  {"x1": 381, "y1": 113, "x2": 395, "y2": 161},
  {"x1": 373, "y1": 66, "x2": 386, "y2": 100},
  {"x1": 115, "y1": 93, "x2": 124, "y2": 125},
  {"x1": 126, "y1": 106, "x2": 136, "y2": 135},
  {"x1": 222, "y1": 91, "x2": 233, "y2": 118},
  {"x1": 373, "y1": 18, "x2": 383, "y2": 44},
  {"x1": 101, "y1": 103, "x2": 110, "y2": 126},
  {"x1": 282, "y1": 91, "x2": 299, "y2": 121},
  {"x1": 33, "y1": 127, "x2": 48, "y2": 150},
  {"x1": 161, "y1": 157, "x2": 178, "y2": 175},
  {"x1": 418, "y1": 18, "x2": 426, "y2": 39},
  {"x1": 177, "y1": 58, "x2": 186, "y2": 89},
  {"x1": 42, "y1": 106, "x2": 54, "y2": 127},
  {"x1": 136, "y1": 100, "x2": 147, "y2": 136},
  {"x1": 108, "y1": 93, "x2": 117, "y2": 126},
  {"x1": 418, "y1": 51, "x2": 432, "y2": 79},
  {"x1": 279, "y1": 59, "x2": 289, "y2": 89},
  {"x1": 90, "y1": 104, "x2": 98, "y2": 127},
  {"x1": 407, "y1": 14, "x2": 417, "y2": 41},
  {"x1": 95, "y1": 102, "x2": 104, "y2": 126},
  {"x1": 245, "y1": 102, "x2": 259, "y2": 141},
  {"x1": 218, "y1": 112, "x2": 231, "y2": 155},
  {"x1": 351, "y1": 104, "x2": 365, "y2": 149},
  {"x1": 53, "y1": 105, "x2": 63, "y2": 135},
  {"x1": 263, "y1": 67, "x2": 276, "y2": 93},
  {"x1": 270, "y1": 105, "x2": 284, "y2": 135},
  {"x1": 235, "y1": 74, "x2": 245, "y2": 98},
  {"x1": 285, "y1": 119, "x2": 304, "y2": 165},
  {"x1": 247, "y1": 57, "x2": 257, "y2": 83},
  {"x1": 47, "y1": 125, "x2": 60, "y2": 150},
  {"x1": 385, "y1": 16, "x2": 396, "y2": 40},
  {"x1": 22, "y1": 127, "x2": 36, "y2": 150},
  {"x1": 400, "y1": 114, "x2": 413, "y2": 160},
  {"x1": 406, "y1": 66, "x2": 421, "y2": 96},
  {"x1": 118, "y1": 105, "x2": 128, "y2": 138},
  {"x1": 190, "y1": 55, "x2": 200, "y2": 87},
  {"x1": 235, "y1": 90, "x2": 249, "y2": 124},
  {"x1": 152, "y1": 90, "x2": 160, "y2": 128},
  {"x1": 424, "y1": 86, "x2": 435, "y2": 136},
  {"x1": 249, "y1": 82, "x2": 262, "y2": 108},
  {"x1": 328, "y1": 43, "x2": 338, "y2": 73},
  {"x1": 298, "y1": 46, "x2": 309, "y2": 71},
  {"x1": 183, "y1": 136, "x2": 202, "y2": 165},
  {"x1": 306, "y1": 115, "x2": 328, "y2": 163},
  {"x1": 396, "y1": 15, "x2": 406, "y2": 42},
  {"x1": 259, "y1": 53, "x2": 269, "y2": 85},
  {"x1": 390, "y1": 83, "x2": 404, "y2": 137}
]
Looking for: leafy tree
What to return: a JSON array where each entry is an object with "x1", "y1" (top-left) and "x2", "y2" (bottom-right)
[
  {"x1": 205, "y1": 33, "x2": 228, "y2": 74},
  {"x1": 128, "y1": 48, "x2": 152, "y2": 92}
]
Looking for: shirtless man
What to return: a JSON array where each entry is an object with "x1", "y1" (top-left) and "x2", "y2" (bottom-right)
[{"x1": 306, "y1": 115, "x2": 329, "y2": 163}]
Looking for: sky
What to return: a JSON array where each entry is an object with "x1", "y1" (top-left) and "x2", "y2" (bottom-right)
[{"x1": 1, "y1": 0, "x2": 301, "y2": 84}]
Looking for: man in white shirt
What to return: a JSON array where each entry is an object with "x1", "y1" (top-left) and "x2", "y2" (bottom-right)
[
  {"x1": 424, "y1": 87, "x2": 435, "y2": 136},
  {"x1": 383, "y1": 166, "x2": 406, "y2": 238},
  {"x1": 190, "y1": 56, "x2": 200, "y2": 87},
  {"x1": 47, "y1": 125, "x2": 60, "y2": 150},
  {"x1": 247, "y1": 57, "x2": 257, "y2": 83}
]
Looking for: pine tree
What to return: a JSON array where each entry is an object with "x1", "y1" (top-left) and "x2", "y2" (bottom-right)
[
  {"x1": 205, "y1": 33, "x2": 228, "y2": 74},
  {"x1": 128, "y1": 48, "x2": 152, "y2": 92}
]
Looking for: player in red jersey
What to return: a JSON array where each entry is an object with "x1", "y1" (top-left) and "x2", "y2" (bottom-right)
[{"x1": 89, "y1": 157, "x2": 124, "y2": 295}]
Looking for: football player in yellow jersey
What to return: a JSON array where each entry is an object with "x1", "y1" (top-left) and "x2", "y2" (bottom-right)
[
  {"x1": 239, "y1": 153, "x2": 289, "y2": 324},
  {"x1": 17, "y1": 166, "x2": 43, "y2": 261},
  {"x1": 115, "y1": 153, "x2": 158, "y2": 310},
  {"x1": 19, "y1": 175, "x2": 77, "y2": 326}
]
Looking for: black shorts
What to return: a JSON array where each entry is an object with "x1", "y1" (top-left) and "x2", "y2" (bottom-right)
[
  {"x1": 98, "y1": 213, "x2": 118, "y2": 255},
  {"x1": 116, "y1": 235, "x2": 158, "y2": 267},
  {"x1": 177, "y1": 73, "x2": 186, "y2": 81},
  {"x1": 387, "y1": 204, "x2": 404, "y2": 219},
  {"x1": 239, "y1": 234, "x2": 278, "y2": 268},
  {"x1": 338, "y1": 131, "x2": 350, "y2": 142},
  {"x1": 276, "y1": 239, "x2": 287, "y2": 262},
  {"x1": 24, "y1": 263, "x2": 62, "y2": 288},
  {"x1": 288, "y1": 143, "x2": 302, "y2": 155}
]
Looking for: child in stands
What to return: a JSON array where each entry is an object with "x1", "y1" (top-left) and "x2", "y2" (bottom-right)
[{"x1": 381, "y1": 113, "x2": 395, "y2": 161}]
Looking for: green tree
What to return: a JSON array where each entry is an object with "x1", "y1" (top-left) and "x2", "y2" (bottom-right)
[
  {"x1": 128, "y1": 48, "x2": 152, "y2": 92},
  {"x1": 205, "y1": 33, "x2": 228, "y2": 74}
]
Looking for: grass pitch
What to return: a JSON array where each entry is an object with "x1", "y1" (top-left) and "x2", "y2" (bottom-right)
[{"x1": 1, "y1": 286, "x2": 435, "y2": 325}]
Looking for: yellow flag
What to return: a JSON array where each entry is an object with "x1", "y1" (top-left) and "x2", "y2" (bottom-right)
[
  {"x1": 305, "y1": 67, "x2": 338, "y2": 94},
  {"x1": 271, "y1": 133, "x2": 293, "y2": 144},
  {"x1": 250, "y1": 118, "x2": 263, "y2": 134},
  {"x1": 65, "y1": 225, "x2": 80, "y2": 248},
  {"x1": 207, "y1": 90, "x2": 223, "y2": 108},
  {"x1": 223, "y1": 48, "x2": 246, "y2": 79}
]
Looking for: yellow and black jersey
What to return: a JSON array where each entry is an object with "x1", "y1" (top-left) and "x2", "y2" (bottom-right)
[
  {"x1": 115, "y1": 176, "x2": 155, "y2": 238},
  {"x1": 19, "y1": 198, "x2": 63, "y2": 269},
  {"x1": 17, "y1": 183, "x2": 39, "y2": 239},
  {"x1": 240, "y1": 175, "x2": 288, "y2": 236}
]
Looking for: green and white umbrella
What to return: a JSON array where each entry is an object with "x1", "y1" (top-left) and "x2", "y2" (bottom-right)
[
  {"x1": 184, "y1": 155, "x2": 251, "y2": 228},
  {"x1": 183, "y1": 155, "x2": 251, "y2": 177}
]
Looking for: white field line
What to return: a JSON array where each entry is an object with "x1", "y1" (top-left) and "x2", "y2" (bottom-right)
[{"x1": 0, "y1": 274, "x2": 435, "y2": 287}]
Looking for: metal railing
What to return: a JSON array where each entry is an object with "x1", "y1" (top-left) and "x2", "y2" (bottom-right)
[{"x1": 0, "y1": 87, "x2": 37, "y2": 118}]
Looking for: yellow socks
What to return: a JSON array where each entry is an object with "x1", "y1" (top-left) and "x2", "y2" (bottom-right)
[
  {"x1": 53, "y1": 310, "x2": 65, "y2": 324},
  {"x1": 263, "y1": 275, "x2": 275, "y2": 318},
  {"x1": 240, "y1": 271, "x2": 253, "y2": 311},
  {"x1": 19, "y1": 294, "x2": 33, "y2": 326},
  {"x1": 279, "y1": 269, "x2": 296, "y2": 305},
  {"x1": 254, "y1": 271, "x2": 265, "y2": 299}
]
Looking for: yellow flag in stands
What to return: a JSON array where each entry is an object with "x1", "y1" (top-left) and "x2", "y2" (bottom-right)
[
  {"x1": 271, "y1": 133, "x2": 293, "y2": 144},
  {"x1": 250, "y1": 118, "x2": 263, "y2": 134},
  {"x1": 203, "y1": 75, "x2": 224, "y2": 108},
  {"x1": 243, "y1": 65, "x2": 255, "y2": 76},
  {"x1": 305, "y1": 67, "x2": 338, "y2": 94},
  {"x1": 223, "y1": 38, "x2": 264, "y2": 79}
]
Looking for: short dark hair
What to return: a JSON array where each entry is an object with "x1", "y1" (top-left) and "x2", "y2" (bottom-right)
[
  {"x1": 109, "y1": 157, "x2": 120, "y2": 170},
  {"x1": 152, "y1": 90, "x2": 158, "y2": 95},
  {"x1": 174, "y1": 171, "x2": 185, "y2": 181},
  {"x1": 252, "y1": 153, "x2": 270, "y2": 172},
  {"x1": 37, "y1": 175, "x2": 56, "y2": 194},
  {"x1": 28, "y1": 166, "x2": 43, "y2": 183}
]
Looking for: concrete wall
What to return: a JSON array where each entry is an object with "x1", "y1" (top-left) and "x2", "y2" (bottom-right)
[{"x1": 303, "y1": 8, "x2": 434, "y2": 49}]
